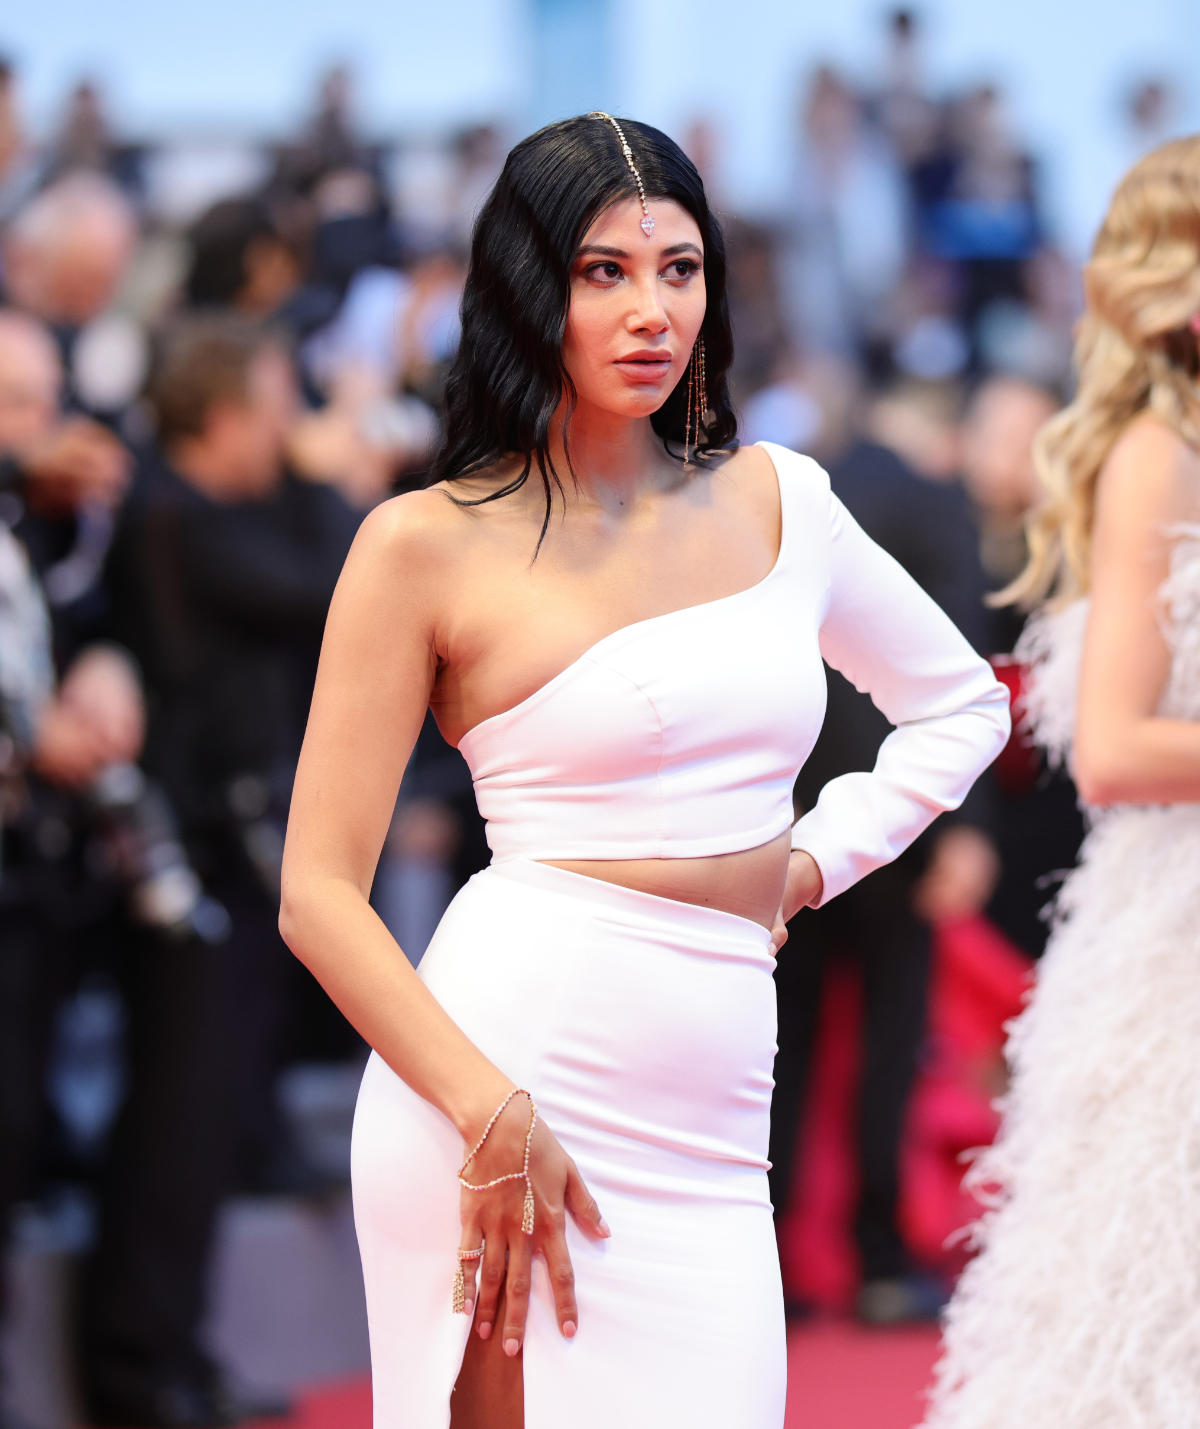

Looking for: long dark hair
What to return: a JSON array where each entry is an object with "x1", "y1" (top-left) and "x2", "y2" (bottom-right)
[{"x1": 430, "y1": 113, "x2": 737, "y2": 550}]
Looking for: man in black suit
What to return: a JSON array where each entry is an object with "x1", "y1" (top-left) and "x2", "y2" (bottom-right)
[{"x1": 81, "y1": 315, "x2": 359, "y2": 1426}]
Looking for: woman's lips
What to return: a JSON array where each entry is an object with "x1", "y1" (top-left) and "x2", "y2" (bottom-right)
[{"x1": 614, "y1": 357, "x2": 673, "y2": 383}]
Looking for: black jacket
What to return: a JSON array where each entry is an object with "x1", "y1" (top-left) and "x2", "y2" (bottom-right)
[{"x1": 105, "y1": 454, "x2": 359, "y2": 842}]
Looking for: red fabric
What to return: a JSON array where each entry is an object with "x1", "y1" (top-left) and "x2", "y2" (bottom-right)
[
  {"x1": 778, "y1": 915, "x2": 1032, "y2": 1306},
  {"x1": 990, "y1": 660, "x2": 1040, "y2": 793}
]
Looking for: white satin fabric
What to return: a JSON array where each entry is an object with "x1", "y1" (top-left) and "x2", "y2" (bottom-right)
[
  {"x1": 352, "y1": 441, "x2": 1011, "y2": 1425},
  {"x1": 352, "y1": 860, "x2": 786, "y2": 1429},
  {"x1": 459, "y1": 443, "x2": 1009, "y2": 903}
]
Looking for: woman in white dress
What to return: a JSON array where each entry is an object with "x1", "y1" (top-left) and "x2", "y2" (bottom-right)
[
  {"x1": 923, "y1": 134, "x2": 1200, "y2": 1428},
  {"x1": 279, "y1": 113, "x2": 1008, "y2": 1429}
]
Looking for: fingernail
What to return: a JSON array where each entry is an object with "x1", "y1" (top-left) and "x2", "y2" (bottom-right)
[
  {"x1": 503, "y1": 1338, "x2": 520, "y2": 1358},
  {"x1": 464, "y1": 1299, "x2": 474, "y2": 1317},
  {"x1": 477, "y1": 1322, "x2": 491, "y2": 1340},
  {"x1": 598, "y1": 1216, "x2": 612, "y2": 1237},
  {"x1": 562, "y1": 1320, "x2": 576, "y2": 1338}
]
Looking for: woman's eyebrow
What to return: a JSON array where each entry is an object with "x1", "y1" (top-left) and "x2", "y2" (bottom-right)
[{"x1": 575, "y1": 241, "x2": 704, "y2": 260}]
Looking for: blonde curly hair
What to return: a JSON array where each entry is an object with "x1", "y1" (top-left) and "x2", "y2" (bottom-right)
[{"x1": 1004, "y1": 134, "x2": 1200, "y2": 608}]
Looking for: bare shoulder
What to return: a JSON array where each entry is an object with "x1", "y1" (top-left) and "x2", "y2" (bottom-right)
[
  {"x1": 701, "y1": 440, "x2": 780, "y2": 515},
  {"x1": 1098, "y1": 412, "x2": 1200, "y2": 529},
  {"x1": 349, "y1": 483, "x2": 482, "y2": 588}
]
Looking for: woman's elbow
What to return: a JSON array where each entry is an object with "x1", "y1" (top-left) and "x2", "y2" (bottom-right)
[
  {"x1": 1071, "y1": 749, "x2": 1123, "y2": 808},
  {"x1": 277, "y1": 887, "x2": 308, "y2": 958},
  {"x1": 278, "y1": 861, "x2": 370, "y2": 962},
  {"x1": 278, "y1": 864, "x2": 324, "y2": 960},
  {"x1": 978, "y1": 677, "x2": 1013, "y2": 758},
  {"x1": 1071, "y1": 727, "x2": 1130, "y2": 807}
]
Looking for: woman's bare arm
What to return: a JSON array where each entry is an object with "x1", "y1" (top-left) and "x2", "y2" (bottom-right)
[
  {"x1": 279, "y1": 491, "x2": 606, "y2": 1352},
  {"x1": 280, "y1": 491, "x2": 515, "y2": 1129},
  {"x1": 1074, "y1": 416, "x2": 1200, "y2": 806}
]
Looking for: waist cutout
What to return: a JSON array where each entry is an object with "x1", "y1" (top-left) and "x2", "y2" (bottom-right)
[{"x1": 488, "y1": 859, "x2": 776, "y2": 965}]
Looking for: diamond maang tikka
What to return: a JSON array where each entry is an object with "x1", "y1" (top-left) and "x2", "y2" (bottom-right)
[{"x1": 589, "y1": 111, "x2": 655, "y2": 236}]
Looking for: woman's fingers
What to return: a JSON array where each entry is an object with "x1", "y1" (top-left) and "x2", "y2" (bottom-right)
[
  {"x1": 500, "y1": 1234, "x2": 533, "y2": 1357},
  {"x1": 461, "y1": 1130, "x2": 608, "y2": 1349},
  {"x1": 474, "y1": 1237, "x2": 506, "y2": 1341},
  {"x1": 563, "y1": 1161, "x2": 611, "y2": 1239},
  {"x1": 540, "y1": 1211, "x2": 579, "y2": 1338}
]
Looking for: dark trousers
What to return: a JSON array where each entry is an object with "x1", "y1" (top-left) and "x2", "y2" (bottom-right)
[
  {"x1": 78, "y1": 846, "x2": 290, "y2": 1397},
  {"x1": 769, "y1": 863, "x2": 932, "y2": 1283},
  {"x1": 0, "y1": 901, "x2": 74, "y2": 1334}
]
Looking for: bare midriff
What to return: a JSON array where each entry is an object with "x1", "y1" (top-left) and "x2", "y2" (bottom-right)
[{"x1": 538, "y1": 827, "x2": 792, "y2": 934}]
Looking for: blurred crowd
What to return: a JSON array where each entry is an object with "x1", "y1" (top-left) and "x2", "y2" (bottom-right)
[{"x1": 0, "y1": 9, "x2": 1183, "y2": 1426}]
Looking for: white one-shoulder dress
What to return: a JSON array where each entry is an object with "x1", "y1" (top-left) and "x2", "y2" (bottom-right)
[
  {"x1": 349, "y1": 443, "x2": 1010, "y2": 1428},
  {"x1": 923, "y1": 526, "x2": 1200, "y2": 1429}
]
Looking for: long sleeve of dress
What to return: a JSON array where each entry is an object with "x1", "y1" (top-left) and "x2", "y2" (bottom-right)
[{"x1": 790, "y1": 473, "x2": 1011, "y2": 906}]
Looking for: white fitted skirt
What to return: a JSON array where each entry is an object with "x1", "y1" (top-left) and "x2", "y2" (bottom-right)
[{"x1": 350, "y1": 859, "x2": 786, "y2": 1428}]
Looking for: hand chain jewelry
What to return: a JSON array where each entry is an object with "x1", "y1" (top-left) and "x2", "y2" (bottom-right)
[
  {"x1": 452, "y1": 1243, "x2": 484, "y2": 1315},
  {"x1": 453, "y1": 1088, "x2": 538, "y2": 1312},
  {"x1": 589, "y1": 112, "x2": 655, "y2": 237},
  {"x1": 459, "y1": 1089, "x2": 538, "y2": 1227},
  {"x1": 683, "y1": 337, "x2": 709, "y2": 469}
]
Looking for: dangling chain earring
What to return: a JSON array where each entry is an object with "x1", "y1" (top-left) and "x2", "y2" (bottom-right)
[{"x1": 683, "y1": 338, "x2": 709, "y2": 469}]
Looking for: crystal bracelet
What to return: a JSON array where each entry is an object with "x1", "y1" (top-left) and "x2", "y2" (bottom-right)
[{"x1": 458, "y1": 1087, "x2": 538, "y2": 1235}]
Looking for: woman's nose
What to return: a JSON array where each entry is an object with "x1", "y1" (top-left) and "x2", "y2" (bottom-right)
[{"x1": 626, "y1": 279, "x2": 669, "y2": 334}]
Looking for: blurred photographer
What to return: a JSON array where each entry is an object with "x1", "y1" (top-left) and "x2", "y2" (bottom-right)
[
  {"x1": 0, "y1": 308, "x2": 143, "y2": 1429},
  {"x1": 79, "y1": 313, "x2": 358, "y2": 1425}
]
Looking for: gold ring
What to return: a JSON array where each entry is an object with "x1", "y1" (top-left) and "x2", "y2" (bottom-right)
[{"x1": 457, "y1": 1245, "x2": 485, "y2": 1261}]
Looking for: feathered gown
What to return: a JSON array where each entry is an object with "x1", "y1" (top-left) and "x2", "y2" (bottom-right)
[{"x1": 922, "y1": 526, "x2": 1200, "y2": 1429}]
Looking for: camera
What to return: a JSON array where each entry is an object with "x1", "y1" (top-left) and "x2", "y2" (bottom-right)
[{"x1": 85, "y1": 762, "x2": 231, "y2": 944}]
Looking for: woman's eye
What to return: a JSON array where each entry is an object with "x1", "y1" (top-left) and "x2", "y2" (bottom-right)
[
  {"x1": 583, "y1": 261, "x2": 622, "y2": 282},
  {"x1": 666, "y1": 259, "x2": 699, "y2": 281}
]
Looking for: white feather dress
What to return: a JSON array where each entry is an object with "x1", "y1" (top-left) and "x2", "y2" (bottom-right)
[{"x1": 921, "y1": 526, "x2": 1200, "y2": 1429}]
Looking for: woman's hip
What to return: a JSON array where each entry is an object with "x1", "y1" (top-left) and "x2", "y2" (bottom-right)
[{"x1": 360, "y1": 859, "x2": 779, "y2": 1200}]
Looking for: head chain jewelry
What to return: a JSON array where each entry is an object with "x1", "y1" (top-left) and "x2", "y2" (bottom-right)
[
  {"x1": 589, "y1": 111, "x2": 655, "y2": 236},
  {"x1": 683, "y1": 337, "x2": 709, "y2": 468}
]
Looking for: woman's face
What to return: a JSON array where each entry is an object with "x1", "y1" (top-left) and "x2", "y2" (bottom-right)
[{"x1": 561, "y1": 195, "x2": 706, "y2": 423}]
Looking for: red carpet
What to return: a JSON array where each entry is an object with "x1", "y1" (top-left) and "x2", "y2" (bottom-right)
[
  {"x1": 237, "y1": 1320, "x2": 940, "y2": 1429},
  {"x1": 785, "y1": 1320, "x2": 940, "y2": 1428}
]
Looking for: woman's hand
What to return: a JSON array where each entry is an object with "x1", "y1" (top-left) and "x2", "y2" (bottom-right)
[
  {"x1": 456, "y1": 1093, "x2": 610, "y2": 1356},
  {"x1": 770, "y1": 849, "x2": 825, "y2": 954}
]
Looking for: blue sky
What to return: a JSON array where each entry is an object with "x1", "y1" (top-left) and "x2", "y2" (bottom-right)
[
  {"x1": 5, "y1": 0, "x2": 1197, "y2": 252},
  {"x1": 2, "y1": 0, "x2": 527, "y2": 133}
]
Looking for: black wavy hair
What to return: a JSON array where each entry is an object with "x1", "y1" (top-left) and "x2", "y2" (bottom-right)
[
  {"x1": 185, "y1": 196, "x2": 286, "y2": 307},
  {"x1": 430, "y1": 113, "x2": 737, "y2": 550}
]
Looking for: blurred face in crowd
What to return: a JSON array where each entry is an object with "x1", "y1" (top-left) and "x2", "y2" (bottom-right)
[
  {"x1": 560, "y1": 196, "x2": 706, "y2": 429},
  {"x1": 238, "y1": 236, "x2": 303, "y2": 316},
  {"x1": 4, "y1": 184, "x2": 137, "y2": 328},
  {"x1": 961, "y1": 377, "x2": 1057, "y2": 517},
  {"x1": 204, "y1": 343, "x2": 299, "y2": 498},
  {"x1": 0, "y1": 310, "x2": 62, "y2": 449}
]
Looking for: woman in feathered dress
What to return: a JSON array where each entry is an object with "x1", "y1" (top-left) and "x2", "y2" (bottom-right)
[{"x1": 922, "y1": 134, "x2": 1200, "y2": 1429}]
